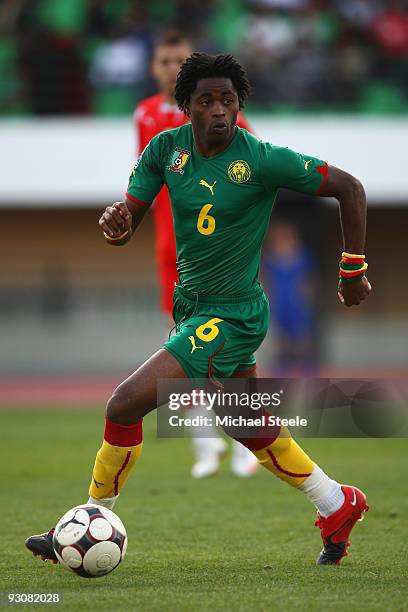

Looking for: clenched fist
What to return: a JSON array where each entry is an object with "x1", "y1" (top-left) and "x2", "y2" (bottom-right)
[
  {"x1": 338, "y1": 276, "x2": 372, "y2": 307},
  {"x1": 99, "y1": 201, "x2": 132, "y2": 239}
]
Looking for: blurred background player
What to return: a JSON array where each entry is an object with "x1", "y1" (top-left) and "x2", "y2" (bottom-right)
[
  {"x1": 134, "y1": 31, "x2": 258, "y2": 478},
  {"x1": 263, "y1": 222, "x2": 320, "y2": 376}
]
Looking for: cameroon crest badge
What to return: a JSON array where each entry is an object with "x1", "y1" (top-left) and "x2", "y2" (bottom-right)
[
  {"x1": 228, "y1": 160, "x2": 251, "y2": 183},
  {"x1": 168, "y1": 148, "x2": 190, "y2": 173}
]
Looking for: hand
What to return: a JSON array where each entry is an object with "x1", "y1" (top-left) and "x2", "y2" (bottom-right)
[
  {"x1": 99, "y1": 201, "x2": 132, "y2": 238},
  {"x1": 338, "y1": 276, "x2": 372, "y2": 307}
]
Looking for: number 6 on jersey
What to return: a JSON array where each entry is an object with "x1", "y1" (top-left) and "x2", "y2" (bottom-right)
[{"x1": 197, "y1": 204, "x2": 216, "y2": 235}]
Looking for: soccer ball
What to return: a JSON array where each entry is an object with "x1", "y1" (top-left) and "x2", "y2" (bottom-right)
[{"x1": 52, "y1": 504, "x2": 127, "y2": 578}]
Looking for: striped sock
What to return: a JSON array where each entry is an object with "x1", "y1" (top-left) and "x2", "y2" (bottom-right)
[
  {"x1": 88, "y1": 418, "x2": 143, "y2": 503},
  {"x1": 252, "y1": 427, "x2": 314, "y2": 487}
]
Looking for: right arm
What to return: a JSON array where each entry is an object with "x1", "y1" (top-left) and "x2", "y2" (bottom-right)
[
  {"x1": 98, "y1": 198, "x2": 150, "y2": 247},
  {"x1": 98, "y1": 134, "x2": 164, "y2": 246}
]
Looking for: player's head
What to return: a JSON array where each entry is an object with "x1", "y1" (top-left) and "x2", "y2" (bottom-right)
[
  {"x1": 175, "y1": 53, "x2": 250, "y2": 144},
  {"x1": 268, "y1": 222, "x2": 302, "y2": 257},
  {"x1": 151, "y1": 31, "x2": 192, "y2": 99}
]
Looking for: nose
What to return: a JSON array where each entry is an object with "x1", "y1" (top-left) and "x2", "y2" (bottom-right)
[{"x1": 211, "y1": 101, "x2": 225, "y2": 117}]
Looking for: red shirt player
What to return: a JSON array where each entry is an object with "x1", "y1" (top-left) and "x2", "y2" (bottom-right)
[{"x1": 134, "y1": 34, "x2": 252, "y2": 320}]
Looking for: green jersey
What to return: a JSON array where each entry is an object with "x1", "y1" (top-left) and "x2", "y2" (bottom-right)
[{"x1": 127, "y1": 124, "x2": 327, "y2": 295}]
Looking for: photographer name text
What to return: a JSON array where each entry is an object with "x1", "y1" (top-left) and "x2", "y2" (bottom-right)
[{"x1": 167, "y1": 415, "x2": 308, "y2": 428}]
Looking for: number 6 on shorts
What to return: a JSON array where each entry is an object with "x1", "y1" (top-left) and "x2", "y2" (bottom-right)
[{"x1": 195, "y1": 317, "x2": 224, "y2": 342}]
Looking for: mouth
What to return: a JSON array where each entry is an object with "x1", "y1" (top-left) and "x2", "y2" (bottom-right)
[{"x1": 211, "y1": 121, "x2": 228, "y2": 134}]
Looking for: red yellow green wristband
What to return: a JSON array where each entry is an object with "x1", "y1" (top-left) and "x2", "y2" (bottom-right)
[
  {"x1": 339, "y1": 252, "x2": 368, "y2": 282},
  {"x1": 342, "y1": 252, "x2": 365, "y2": 259}
]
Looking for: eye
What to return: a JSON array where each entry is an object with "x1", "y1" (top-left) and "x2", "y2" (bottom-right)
[
  {"x1": 200, "y1": 100, "x2": 209, "y2": 107},
  {"x1": 224, "y1": 98, "x2": 233, "y2": 104}
]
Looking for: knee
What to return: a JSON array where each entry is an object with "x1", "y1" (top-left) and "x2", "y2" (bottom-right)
[
  {"x1": 106, "y1": 386, "x2": 143, "y2": 425},
  {"x1": 105, "y1": 390, "x2": 127, "y2": 424}
]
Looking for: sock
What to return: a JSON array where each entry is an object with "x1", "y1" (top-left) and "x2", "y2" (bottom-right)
[
  {"x1": 231, "y1": 440, "x2": 258, "y2": 476},
  {"x1": 87, "y1": 494, "x2": 119, "y2": 511},
  {"x1": 235, "y1": 411, "x2": 281, "y2": 452},
  {"x1": 250, "y1": 426, "x2": 344, "y2": 517},
  {"x1": 192, "y1": 435, "x2": 227, "y2": 460},
  {"x1": 188, "y1": 403, "x2": 220, "y2": 439},
  {"x1": 88, "y1": 417, "x2": 143, "y2": 507},
  {"x1": 252, "y1": 426, "x2": 314, "y2": 487},
  {"x1": 298, "y1": 465, "x2": 345, "y2": 518}
]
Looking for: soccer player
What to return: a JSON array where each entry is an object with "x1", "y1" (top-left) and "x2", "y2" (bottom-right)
[
  {"x1": 136, "y1": 32, "x2": 257, "y2": 478},
  {"x1": 26, "y1": 53, "x2": 371, "y2": 566},
  {"x1": 263, "y1": 222, "x2": 319, "y2": 376}
]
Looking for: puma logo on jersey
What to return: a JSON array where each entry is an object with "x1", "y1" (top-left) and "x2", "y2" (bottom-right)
[
  {"x1": 188, "y1": 336, "x2": 204, "y2": 353},
  {"x1": 304, "y1": 159, "x2": 312, "y2": 170},
  {"x1": 199, "y1": 179, "x2": 217, "y2": 196}
]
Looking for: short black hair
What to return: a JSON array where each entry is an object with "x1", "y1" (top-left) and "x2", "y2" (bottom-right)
[
  {"x1": 175, "y1": 52, "x2": 251, "y2": 114},
  {"x1": 155, "y1": 29, "x2": 191, "y2": 49}
]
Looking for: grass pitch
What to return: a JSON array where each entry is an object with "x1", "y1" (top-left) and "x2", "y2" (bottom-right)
[{"x1": 1, "y1": 408, "x2": 407, "y2": 611}]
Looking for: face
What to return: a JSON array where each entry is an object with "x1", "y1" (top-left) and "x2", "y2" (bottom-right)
[
  {"x1": 151, "y1": 42, "x2": 192, "y2": 97},
  {"x1": 186, "y1": 77, "x2": 239, "y2": 145},
  {"x1": 269, "y1": 223, "x2": 300, "y2": 257}
]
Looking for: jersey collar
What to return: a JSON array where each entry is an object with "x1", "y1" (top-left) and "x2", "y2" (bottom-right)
[{"x1": 192, "y1": 125, "x2": 240, "y2": 161}]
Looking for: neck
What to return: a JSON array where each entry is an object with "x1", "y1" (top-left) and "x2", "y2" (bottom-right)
[{"x1": 192, "y1": 125, "x2": 237, "y2": 158}]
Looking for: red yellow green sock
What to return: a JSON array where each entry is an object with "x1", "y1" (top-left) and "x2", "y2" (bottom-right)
[
  {"x1": 252, "y1": 426, "x2": 314, "y2": 487},
  {"x1": 88, "y1": 418, "x2": 143, "y2": 501}
]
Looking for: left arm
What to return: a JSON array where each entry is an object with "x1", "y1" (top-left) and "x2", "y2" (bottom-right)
[
  {"x1": 319, "y1": 165, "x2": 371, "y2": 307},
  {"x1": 259, "y1": 144, "x2": 372, "y2": 307},
  {"x1": 319, "y1": 165, "x2": 366, "y2": 255}
]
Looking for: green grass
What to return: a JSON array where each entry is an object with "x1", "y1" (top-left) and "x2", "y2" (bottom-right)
[{"x1": 1, "y1": 409, "x2": 407, "y2": 611}]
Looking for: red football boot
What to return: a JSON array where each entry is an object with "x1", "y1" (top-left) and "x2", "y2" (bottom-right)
[{"x1": 315, "y1": 485, "x2": 369, "y2": 565}]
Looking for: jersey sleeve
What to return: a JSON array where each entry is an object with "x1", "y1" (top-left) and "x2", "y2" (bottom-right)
[
  {"x1": 259, "y1": 142, "x2": 328, "y2": 195},
  {"x1": 126, "y1": 134, "x2": 164, "y2": 206}
]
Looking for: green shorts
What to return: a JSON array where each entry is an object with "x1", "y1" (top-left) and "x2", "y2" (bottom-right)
[{"x1": 163, "y1": 283, "x2": 270, "y2": 382}]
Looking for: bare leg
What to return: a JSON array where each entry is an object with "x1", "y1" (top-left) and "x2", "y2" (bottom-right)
[
  {"x1": 106, "y1": 348, "x2": 187, "y2": 425},
  {"x1": 229, "y1": 368, "x2": 261, "y2": 475}
]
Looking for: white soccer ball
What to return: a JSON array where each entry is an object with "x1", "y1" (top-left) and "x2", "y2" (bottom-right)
[{"x1": 52, "y1": 504, "x2": 127, "y2": 578}]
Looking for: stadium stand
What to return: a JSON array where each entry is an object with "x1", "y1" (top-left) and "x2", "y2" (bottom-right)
[{"x1": 0, "y1": 0, "x2": 407, "y2": 116}]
